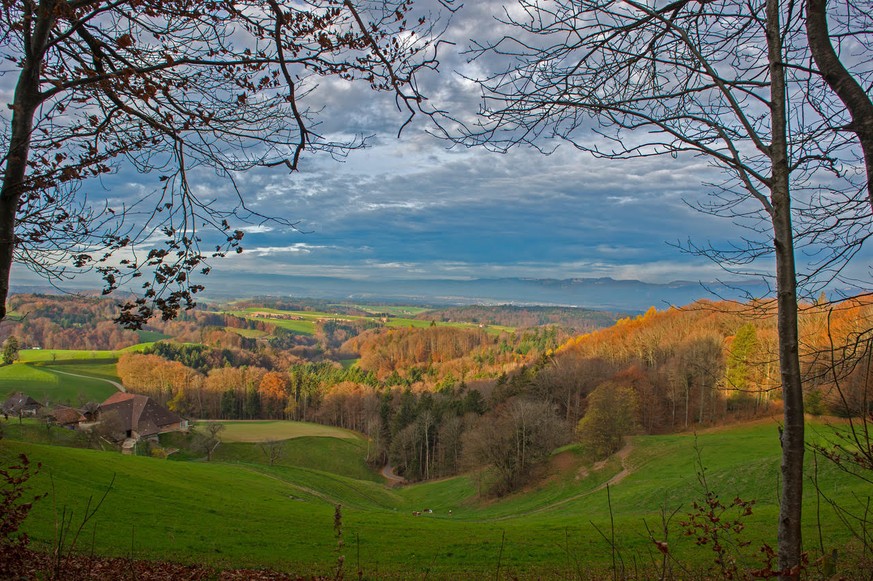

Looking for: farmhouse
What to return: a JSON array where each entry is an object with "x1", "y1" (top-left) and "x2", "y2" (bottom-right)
[
  {"x1": 97, "y1": 392, "x2": 188, "y2": 443},
  {"x1": 2, "y1": 391, "x2": 43, "y2": 417},
  {"x1": 45, "y1": 404, "x2": 86, "y2": 427}
]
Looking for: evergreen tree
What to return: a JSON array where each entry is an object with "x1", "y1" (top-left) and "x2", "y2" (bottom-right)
[
  {"x1": 726, "y1": 324, "x2": 759, "y2": 390},
  {"x1": 1, "y1": 336, "x2": 19, "y2": 365}
]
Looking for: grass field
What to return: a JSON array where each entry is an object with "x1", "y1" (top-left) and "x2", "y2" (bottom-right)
[
  {"x1": 226, "y1": 307, "x2": 514, "y2": 336},
  {"x1": 18, "y1": 348, "x2": 121, "y2": 362},
  {"x1": 212, "y1": 437, "x2": 381, "y2": 482},
  {"x1": 0, "y1": 362, "x2": 119, "y2": 404},
  {"x1": 3, "y1": 418, "x2": 870, "y2": 578},
  {"x1": 228, "y1": 328, "x2": 269, "y2": 338},
  {"x1": 194, "y1": 420, "x2": 359, "y2": 443},
  {"x1": 0, "y1": 348, "x2": 129, "y2": 404},
  {"x1": 136, "y1": 330, "x2": 170, "y2": 343}
]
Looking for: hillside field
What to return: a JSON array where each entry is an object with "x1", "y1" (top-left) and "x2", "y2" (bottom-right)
[
  {"x1": 193, "y1": 420, "x2": 360, "y2": 443},
  {"x1": 3, "y1": 419, "x2": 870, "y2": 579},
  {"x1": 225, "y1": 306, "x2": 514, "y2": 336},
  {"x1": 0, "y1": 346, "x2": 160, "y2": 405},
  {"x1": 0, "y1": 361, "x2": 121, "y2": 404}
]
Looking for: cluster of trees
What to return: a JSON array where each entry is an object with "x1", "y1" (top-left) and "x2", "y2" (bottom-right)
[
  {"x1": 317, "y1": 380, "x2": 569, "y2": 495},
  {"x1": 545, "y1": 299, "x2": 873, "y2": 457},
  {"x1": 343, "y1": 325, "x2": 562, "y2": 383},
  {"x1": 1, "y1": 336, "x2": 19, "y2": 365},
  {"x1": 345, "y1": 326, "x2": 495, "y2": 376},
  {"x1": 1, "y1": 294, "x2": 142, "y2": 349}
]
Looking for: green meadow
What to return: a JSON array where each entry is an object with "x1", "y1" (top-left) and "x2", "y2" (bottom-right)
[
  {"x1": 226, "y1": 307, "x2": 513, "y2": 336},
  {"x1": 195, "y1": 419, "x2": 360, "y2": 442},
  {"x1": 0, "y1": 348, "x2": 133, "y2": 404},
  {"x1": 3, "y1": 418, "x2": 869, "y2": 578},
  {"x1": 0, "y1": 362, "x2": 119, "y2": 404}
]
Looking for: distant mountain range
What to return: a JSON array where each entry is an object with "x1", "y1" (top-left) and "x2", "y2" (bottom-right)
[
  {"x1": 16, "y1": 273, "x2": 846, "y2": 313},
  {"x1": 191, "y1": 274, "x2": 773, "y2": 312},
  {"x1": 10, "y1": 275, "x2": 771, "y2": 313}
]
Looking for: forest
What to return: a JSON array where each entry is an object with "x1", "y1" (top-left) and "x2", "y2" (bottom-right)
[{"x1": 3, "y1": 293, "x2": 871, "y2": 496}]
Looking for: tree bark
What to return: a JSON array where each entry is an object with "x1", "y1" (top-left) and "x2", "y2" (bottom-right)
[
  {"x1": 806, "y1": 0, "x2": 873, "y2": 212},
  {"x1": 0, "y1": 0, "x2": 57, "y2": 321},
  {"x1": 767, "y1": 0, "x2": 806, "y2": 575}
]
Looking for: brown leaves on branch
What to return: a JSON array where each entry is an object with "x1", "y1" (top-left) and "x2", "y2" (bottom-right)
[{"x1": 1, "y1": 0, "x2": 453, "y2": 328}]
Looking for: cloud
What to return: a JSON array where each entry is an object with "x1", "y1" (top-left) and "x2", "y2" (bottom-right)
[
  {"x1": 7, "y1": 0, "x2": 867, "y2": 306},
  {"x1": 243, "y1": 243, "x2": 334, "y2": 257}
]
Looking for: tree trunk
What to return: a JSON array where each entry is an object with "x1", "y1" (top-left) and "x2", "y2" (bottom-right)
[
  {"x1": 806, "y1": 0, "x2": 873, "y2": 212},
  {"x1": 0, "y1": 0, "x2": 57, "y2": 322},
  {"x1": 0, "y1": 69, "x2": 37, "y2": 323},
  {"x1": 767, "y1": 0, "x2": 806, "y2": 575}
]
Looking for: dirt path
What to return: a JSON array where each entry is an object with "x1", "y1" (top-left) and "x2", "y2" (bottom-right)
[
  {"x1": 490, "y1": 441, "x2": 636, "y2": 521},
  {"x1": 46, "y1": 368, "x2": 126, "y2": 392},
  {"x1": 381, "y1": 462, "x2": 406, "y2": 487},
  {"x1": 593, "y1": 442, "x2": 635, "y2": 490}
]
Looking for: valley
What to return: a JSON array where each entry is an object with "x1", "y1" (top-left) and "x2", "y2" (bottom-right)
[
  {"x1": 1, "y1": 293, "x2": 872, "y2": 578},
  {"x1": 3, "y1": 417, "x2": 866, "y2": 579}
]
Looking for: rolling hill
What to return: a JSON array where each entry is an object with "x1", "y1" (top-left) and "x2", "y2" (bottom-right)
[{"x1": 2, "y1": 419, "x2": 868, "y2": 578}]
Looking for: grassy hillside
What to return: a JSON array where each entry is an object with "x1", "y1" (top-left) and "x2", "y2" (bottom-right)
[
  {"x1": 197, "y1": 420, "x2": 359, "y2": 443},
  {"x1": 227, "y1": 306, "x2": 513, "y2": 336},
  {"x1": 0, "y1": 346, "x2": 139, "y2": 405},
  {"x1": 187, "y1": 420, "x2": 379, "y2": 481},
  {"x1": 0, "y1": 362, "x2": 119, "y2": 404},
  {"x1": 3, "y1": 419, "x2": 870, "y2": 578}
]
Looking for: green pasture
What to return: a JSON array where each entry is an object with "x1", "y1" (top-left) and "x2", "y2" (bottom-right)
[
  {"x1": 0, "y1": 361, "x2": 119, "y2": 404},
  {"x1": 3, "y1": 419, "x2": 871, "y2": 578},
  {"x1": 194, "y1": 420, "x2": 358, "y2": 443},
  {"x1": 15, "y1": 343, "x2": 150, "y2": 364},
  {"x1": 212, "y1": 437, "x2": 381, "y2": 482},
  {"x1": 136, "y1": 330, "x2": 170, "y2": 342},
  {"x1": 338, "y1": 358, "x2": 360, "y2": 369},
  {"x1": 228, "y1": 328, "x2": 268, "y2": 338},
  {"x1": 227, "y1": 309, "x2": 317, "y2": 335},
  {"x1": 229, "y1": 306, "x2": 514, "y2": 336},
  {"x1": 18, "y1": 348, "x2": 119, "y2": 363}
]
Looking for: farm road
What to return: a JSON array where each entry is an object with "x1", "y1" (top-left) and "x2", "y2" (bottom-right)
[
  {"x1": 46, "y1": 367, "x2": 126, "y2": 392},
  {"x1": 489, "y1": 442, "x2": 636, "y2": 522},
  {"x1": 381, "y1": 462, "x2": 406, "y2": 487}
]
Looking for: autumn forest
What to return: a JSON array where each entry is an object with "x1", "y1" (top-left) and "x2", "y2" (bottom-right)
[{"x1": 3, "y1": 292, "x2": 871, "y2": 497}]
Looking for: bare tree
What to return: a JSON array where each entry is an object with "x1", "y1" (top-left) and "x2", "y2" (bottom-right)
[
  {"x1": 0, "y1": 0, "x2": 454, "y2": 326},
  {"x1": 454, "y1": 0, "x2": 870, "y2": 572},
  {"x1": 203, "y1": 421, "x2": 225, "y2": 461},
  {"x1": 462, "y1": 398, "x2": 568, "y2": 495},
  {"x1": 260, "y1": 439, "x2": 283, "y2": 466}
]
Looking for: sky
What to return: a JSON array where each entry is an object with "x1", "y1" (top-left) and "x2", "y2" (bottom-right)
[{"x1": 5, "y1": 0, "x2": 871, "y2": 304}]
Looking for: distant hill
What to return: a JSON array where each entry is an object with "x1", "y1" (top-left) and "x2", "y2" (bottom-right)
[{"x1": 191, "y1": 273, "x2": 771, "y2": 311}]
